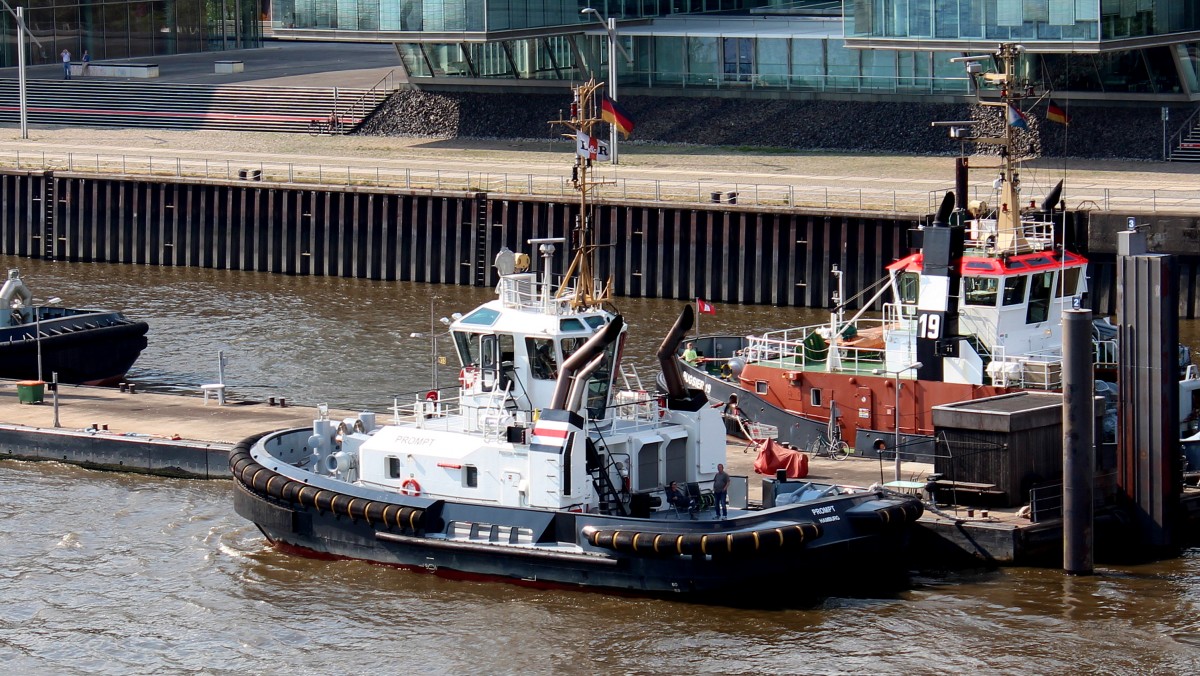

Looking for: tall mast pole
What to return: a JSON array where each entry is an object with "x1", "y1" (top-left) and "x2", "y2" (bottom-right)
[{"x1": 551, "y1": 79, "x2": 611, "y2": 310}]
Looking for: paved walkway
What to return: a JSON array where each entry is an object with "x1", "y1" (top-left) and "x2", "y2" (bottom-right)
[{"x1": 1, "y1": 40, "x2": 1196, "y2": 211}]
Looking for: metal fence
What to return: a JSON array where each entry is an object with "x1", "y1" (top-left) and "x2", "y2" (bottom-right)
[{"x1": 4, "y1": 149, "x2": 1196, "y2": 215}]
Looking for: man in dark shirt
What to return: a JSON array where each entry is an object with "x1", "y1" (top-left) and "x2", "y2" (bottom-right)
[
  {"x1": 713, "y1": 463, "x2": 730, "y2": 518},
  {"x1": 665, "y1": 481, "x2": 693, "y2": 517}
]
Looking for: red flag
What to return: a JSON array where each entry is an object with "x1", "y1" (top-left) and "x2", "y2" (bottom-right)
[{"x1": 697, "y1": 298, "x2": 716, "y2": 315}]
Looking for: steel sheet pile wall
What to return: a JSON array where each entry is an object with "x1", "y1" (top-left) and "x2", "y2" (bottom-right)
[{"x1": 0, "y1": 169, "x2": 919, "y2": 310}]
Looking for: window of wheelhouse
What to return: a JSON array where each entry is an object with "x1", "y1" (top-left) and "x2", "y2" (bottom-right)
[
  {"x1": 1055, "y1": 267, "x2": 1082, "y2": 298},
  {"x1": 1002, "y1": 275, "x2": 1027, "y2": 306},
  {"x1": 584, "y1": 334, "x2": 623, "y2": 419},
  {"x1": 897, "y1": 271, "x2": 919, "y2": 303},
  {"x1": 1026, "y1": 272, "x2": 1054, "y2": 324},
  {"x1": 525, "y1": 337, "x2": 558, "y2": 380},
  {"x1": 453, "y1": 331, "x2": 479, "y2": 366},
  {"x1": 964, "y1": 277, "x2": 999, "y2": 306}
]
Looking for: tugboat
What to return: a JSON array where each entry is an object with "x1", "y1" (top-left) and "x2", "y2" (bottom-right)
[
  {"x1": 231, "y1": 80, "x2": 923, "y2": 602},
  {"x1": 0, "y1": 269, "x2": 148, "y2": 385},
  {"x1": 678, "y1": 44, "x2": 1200, "y2": 457}
]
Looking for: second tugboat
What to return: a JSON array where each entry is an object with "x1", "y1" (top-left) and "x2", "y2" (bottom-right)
[
  {"x1": 231, "y1": 80, "x2": 923, "y2": 602},
  {"x1": 0, "y1": 269, "x2": 148, "y2": 385}
]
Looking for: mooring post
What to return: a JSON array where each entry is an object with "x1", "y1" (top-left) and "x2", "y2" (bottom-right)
[
  {"x1": 1116, "y1": 223, "x2": 1181, "y2": 554},
  {"x1": 1062, "y1": 308, "x2": 1094, "y2": 575}
]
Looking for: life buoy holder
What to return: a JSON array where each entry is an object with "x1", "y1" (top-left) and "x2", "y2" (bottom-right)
[
  {"x1": 458, "y1": 367, "x2": 477, "y2": 389},
  {"x1": 400, "y1": 478, "x2": 422, "y2": 496}
]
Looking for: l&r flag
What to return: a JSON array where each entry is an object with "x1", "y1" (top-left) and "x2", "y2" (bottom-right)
[
  {"x1": 575, "y1": 130, "x2": 611, "y2": 162},
  {"x1": 601, "y1": 96, "x2": 635, "y2": 138},
  {"x1": 697, "y1": 298, "x2": 716, "y2": 315}
]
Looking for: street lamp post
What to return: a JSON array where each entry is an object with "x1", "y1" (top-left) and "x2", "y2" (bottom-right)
[
  {"x1": 35, "y1": 296, "x2": 62, "y2": 382},
  {"x1": 2, "y1": 2, "x2": 44, "y2": 140},
  {"x1": 581, "y1": 7, "x2": 631, "y2": 165},
  {"x1": 876, "y1": 361, "x2": 923, "y2": 482}
]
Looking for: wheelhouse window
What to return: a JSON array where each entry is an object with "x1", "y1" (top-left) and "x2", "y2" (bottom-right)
[
  {"x1": 453, "y1": 331, "x2": 479, "y2": 366},
  {"x1": 584, "y1": 339, "x2": 620, "y2": 419},
  {"x1": 526, "y1": 337, "x2": 558, "y2": 380},
  {"x1": 1026, "y1": 272, "x2": 1054, "y2": 324},
  {"x1": 1002, "y1": 275, "x2": 1028, "y2": 306},
  {"x1": 897, "y1": 272, "x2": 919, "y2": 303},
  {"x1": 964, "y1": 277, "x2": 999, "y2": 306},
  {"x1": 1056, "y1": 267, "x2": 1082, "y2": 297}
]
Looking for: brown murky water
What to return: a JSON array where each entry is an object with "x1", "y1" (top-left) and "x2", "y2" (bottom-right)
[{"x1": 0, "y1": 255, "x2": 1197, "y2": 673}]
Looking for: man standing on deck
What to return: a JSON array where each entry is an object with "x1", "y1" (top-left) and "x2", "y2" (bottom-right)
[
  {"x1": 713, "y1": 463, "x2": 730, "y2": 519},
  {"x1": 682, "y1": 342, "x2": 699, "y2": 365}
]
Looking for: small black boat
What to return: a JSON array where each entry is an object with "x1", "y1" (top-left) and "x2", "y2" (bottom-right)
[{"x1": 0, "y1": 269, "x2": 148, "y2": 385}]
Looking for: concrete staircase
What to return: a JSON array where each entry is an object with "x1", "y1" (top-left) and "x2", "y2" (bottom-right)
[
  {"x1": 1170, "y1": 106, "x2": 1200, "y2": 162},
  {"x1": 0, "y1": 80, "x2": 392, "y2": 134}
]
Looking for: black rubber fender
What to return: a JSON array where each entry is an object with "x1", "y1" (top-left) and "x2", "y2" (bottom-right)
[
  {"x1": 231, "y1": 432, "x2": 425, "y2": 533},
  {"x1": 584, "y1": 522, "x2": 824, "y2": 557}
]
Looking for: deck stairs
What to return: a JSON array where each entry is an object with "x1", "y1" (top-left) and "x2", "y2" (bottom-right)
[{"x1": 0, "y1": 79, "x2": 392, "y2": 134}]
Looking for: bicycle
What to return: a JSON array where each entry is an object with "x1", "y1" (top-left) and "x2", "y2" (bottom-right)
[
  {"x1": 807, "y1": 427, "x2": 850, "y2": 460},
  {"x1": 308, "y1": 116, "x2": 344, "y2": 136}
]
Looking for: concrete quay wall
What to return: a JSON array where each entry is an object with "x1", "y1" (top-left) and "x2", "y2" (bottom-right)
[{"x1": 10, "y1": 165, "x2": 1185, "y2": 317}]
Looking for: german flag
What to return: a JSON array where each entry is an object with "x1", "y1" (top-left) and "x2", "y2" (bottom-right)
[
  {"x1": 1047, "y1": 100, "x2": 1070, "y2": 125},
  {"x1": 601, "y1": 96, "x2": 635, "y2": 138}
]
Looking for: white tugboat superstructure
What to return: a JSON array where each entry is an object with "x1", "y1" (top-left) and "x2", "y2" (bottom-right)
[{"x1": 231, "y1": 81, "x2": 923, "y2": 601}]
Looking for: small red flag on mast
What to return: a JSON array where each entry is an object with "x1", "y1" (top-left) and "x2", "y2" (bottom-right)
[{"x1": 697, "y1": 298, "x2": 716, "y2": 315}]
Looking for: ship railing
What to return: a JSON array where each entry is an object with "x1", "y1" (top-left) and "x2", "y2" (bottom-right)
[
  {"x1": 1093, "y1": 338, "x2": 1118, "y2": 369},
  {"x1": 988, "y1": 347, "x2": 1064, "y2": 390},
  {"x1": 497, "y1": 274, "x2": 575, "y2": 315},
  {"x1": 391, "y1": 394, "x2": 464, "y2": 428},
  {"x1": 611, "y1": 389, "x2": 666, "y2": 429},
  {"x1": 746, "y1": 318, "x2": 896, "y2": 372},
  {"x1": 963, "y1": 218, "x2": 1057, "y2": 253}
]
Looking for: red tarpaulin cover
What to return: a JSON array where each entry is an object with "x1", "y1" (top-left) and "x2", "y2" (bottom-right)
[{"x1": 753, "y1": 439, "x2": 809, "y2": 479}]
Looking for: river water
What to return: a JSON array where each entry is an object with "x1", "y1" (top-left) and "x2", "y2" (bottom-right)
[{"x1": 1, "y1": 255, "x2": 1198, "y2": 673}]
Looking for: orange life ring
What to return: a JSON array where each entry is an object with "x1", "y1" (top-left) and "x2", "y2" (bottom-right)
[
  {"x1": 400, "y1": 478, "x2": 422, "y2": 496},
  {"x1": 458, "y1": 367, "x2": 477, "y2": 389}
]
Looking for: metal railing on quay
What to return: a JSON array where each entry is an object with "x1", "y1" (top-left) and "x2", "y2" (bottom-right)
[
  {"x1": 6, "y1": 149, "x2": 1194, "y2": 214},
  {"x1": 4, "y1": 148, "x2": 933, "y2": 212}
]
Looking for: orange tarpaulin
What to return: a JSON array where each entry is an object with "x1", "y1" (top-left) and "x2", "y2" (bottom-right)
[{"x1": 753, "y1": 439, "x2": 809, "y2": 479}]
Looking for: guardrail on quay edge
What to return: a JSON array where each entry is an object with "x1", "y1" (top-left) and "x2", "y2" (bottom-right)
[{"x1": 3, "y1": 150, "x2": 1197, "y2": 215}]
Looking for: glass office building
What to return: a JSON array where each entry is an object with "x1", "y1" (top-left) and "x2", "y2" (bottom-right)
[
  {"x1": 1, "y1": 0, "x2": 261, "y2": 68},
  {"x1": 264, "y1": 0, "x2": 1199, "y2": 101}
]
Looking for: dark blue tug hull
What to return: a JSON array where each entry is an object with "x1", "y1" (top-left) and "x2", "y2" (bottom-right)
[
  {"x1": 232, "y1": 433, "x2": 923, "y2": 602},
  {"x1": 0, "y1": 310, "x2": 148, "y2": 385}
]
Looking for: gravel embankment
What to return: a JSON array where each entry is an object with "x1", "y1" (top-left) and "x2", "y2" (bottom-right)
[{"x1": 357, "y1": 91, "x2": 1193, "y2": 161}]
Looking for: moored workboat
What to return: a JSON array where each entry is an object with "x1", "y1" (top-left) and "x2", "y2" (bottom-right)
[
  {"x1": 679, "y1": 44, "x2": 1200, "y2": 458},
  {"x1": 0, "y1": 269, "x2": 148, "y2": 385},
  {"x1": 230, "y1": 80, "x2": 923, "y2": 601}
]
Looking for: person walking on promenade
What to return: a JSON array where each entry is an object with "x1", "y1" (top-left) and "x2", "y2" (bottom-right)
[
  {"x1": 713, "y1": 463, "x2": 730, "y2": 519},
  {"x1": 61, "y1": 49, "x2": 72, "y2": 79},
  {"x1": 81, "y1": 50, "x2": 91, "y2": 77}
]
